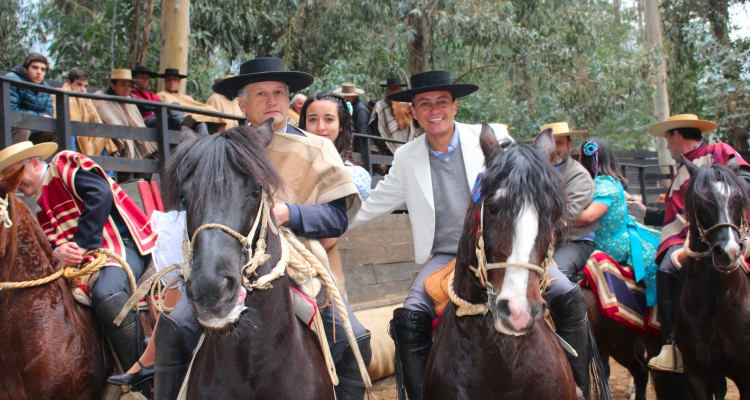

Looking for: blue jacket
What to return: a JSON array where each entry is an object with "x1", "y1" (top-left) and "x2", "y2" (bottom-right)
[{"x1": 6, "y1": 65, "x2": 54, "y2": 116}]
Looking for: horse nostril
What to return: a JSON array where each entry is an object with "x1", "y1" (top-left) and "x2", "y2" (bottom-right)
[
  {"x1": 496, "y1": 299, "x2": 511, "y2": 317},
  {"x1": 712, "y1": 244, "x2": 729, "y2": 260}
]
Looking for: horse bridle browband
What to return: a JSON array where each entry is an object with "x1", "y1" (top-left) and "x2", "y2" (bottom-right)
[
  {"x1": 0, "y1": 195, "x2": 12, "y2": 229},
  {"x1": 685, "y1": 216, "x2": 750, "y2": 275},
  {"x1": 449, "y1": 201, "x2": 555, "y2": 317}
]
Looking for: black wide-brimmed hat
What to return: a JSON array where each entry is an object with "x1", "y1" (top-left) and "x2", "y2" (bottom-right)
[
  {"x1": 386, "y1": 71, "x2": 478, "y2": 102},
  {"x1": 132, "y1": 65, "x2": 159, "y2": 78},
  {"x1": 380, "y1": 78, "x2": 408, "y2": 87},
  {"x1": 212, "y1": 57, "x2": 314, "y2": 98},
  {"x1": 159, "y1": 68, "x2": 187, "y2": 79}
]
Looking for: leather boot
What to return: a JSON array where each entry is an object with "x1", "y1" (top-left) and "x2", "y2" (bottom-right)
[
  {"x1": 549, "y1": 285, "x2": 591, "y2": 400},
  {"x1": 154, "y1": 313, "x2": 191, "y2": 400},
  {"x1": 648, "y1": 270, "x2": 683, "y2": 373},
  {"x1": 389, "y1": 308, "x2": 433, "y2": 400},
  {"x1": 97, "y1": 292, "x2": 145, "y2": 373},
  {"x1": 334, "y1": 331, "x2": 372, "y2": 400}
]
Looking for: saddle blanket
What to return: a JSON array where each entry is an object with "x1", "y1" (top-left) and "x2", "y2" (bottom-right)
[{"x1": 580, "y1": 251, "x2": 660, "y2": 338}]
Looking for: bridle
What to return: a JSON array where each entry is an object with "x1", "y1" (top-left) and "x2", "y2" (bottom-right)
[
  {"x1": 0, "y1": 195, "x2": 12, "y2": 229},
  {"x1": 449, "y1": 201, "x2": 555, "y2": 317},
  {"x1": 186, "y1": 190, "x2": 286, "y2": 291},
  {"x1": 684, "y1": 212, "x2": 750, "y2": 276}
]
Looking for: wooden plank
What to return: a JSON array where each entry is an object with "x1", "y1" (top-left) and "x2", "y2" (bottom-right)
[
  {"x1": 339, "y1": 214, "x2": 415, "y2": 266},
  {"x1": 10, "y1": 111, "x2": 56, "y2": 133},
  {"x1": 88, "y1": 156, "x2": 159, "y2": 173},
  {"x1": 1, "y1": 81, "x2": 12, "y2": 148}
]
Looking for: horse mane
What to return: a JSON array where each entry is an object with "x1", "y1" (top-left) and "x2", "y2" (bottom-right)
[
  {"x1": 686, "y1": 164, "x2": 750, "y2": 220},
  {"x1": 161, "y1": 127, "x2": 284, "y2": 214},
  {"x1": 481, "y1": 144, "x2": 569, "y2": 244}
]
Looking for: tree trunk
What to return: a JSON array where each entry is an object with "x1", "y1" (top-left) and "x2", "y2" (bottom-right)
[
  {"x1": 159, "y1": 0, "x2": 190, "y2": 93},
  {"x1": 127, "y1": 0, "x2": 142, "y2": 68},
  {"x1": 407, "y1": 9, "x2": 428, "y2": 74},
  {"x1": 138, "y1": 0, "x2": 156, "y2": 66},
  {"x1": 644, "y1": 0, "x2": 673, "y2": 183}
]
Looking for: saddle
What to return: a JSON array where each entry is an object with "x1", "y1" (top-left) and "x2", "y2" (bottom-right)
[{"x1": 424, "y1": 259, "x2": 456, "y2": 316}]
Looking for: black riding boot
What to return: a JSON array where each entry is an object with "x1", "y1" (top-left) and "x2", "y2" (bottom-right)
[
  {"x1": 647, "y1": 270, "x2": 683, "y2": 372},
  {"x1": 334, "y1": 331, "x2": 373, "y2": 400},
  {"x1": 97, "y1": 292, "x2": 145, "y2": 373},
  {"x1": 549, "y1": 285, "x2": 592, "y2": 400},
  {"x1": 154, "y1": 313, "x2": 191, "y2": 400},
  {"x1": 389, "y1": 308, "x2": 433, "y2": 400}
]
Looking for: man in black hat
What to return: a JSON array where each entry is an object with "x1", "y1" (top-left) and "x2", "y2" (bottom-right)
[
  {"x1": 130, "y1": 65, "x2": 185, "y2": 132},
  {"x1": 349, "y1": 70, "x2": 606, "y2": 400},
  {"x1": 368, "y1": 78, "x2": 420, "y2": 155},
  {"x1": 157, "y1": 68, "x2": 221, "y2": 135},
  {"x1": 154, "y1": 57, "x2": 371, "y2": 400}
]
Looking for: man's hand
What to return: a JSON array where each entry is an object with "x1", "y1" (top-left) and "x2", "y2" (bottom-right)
[
  {"x1": 273, "y1": 204, "x2": 291, "y2": 226},
  {"x1": 626, "y1": 200, "x2": 647, "y2": 219},
  {"x1": 54, "y1": 242, "x2": 88, "y2": 265}
]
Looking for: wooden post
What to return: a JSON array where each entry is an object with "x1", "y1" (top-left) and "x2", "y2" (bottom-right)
[
  {"x1": 159, "y1": 0, "x2": 190, "y2": 94},
  {"x1": 55, "y1": 92, "x2": 73, "y2": 152},
  {"x1": 644, "y1": 0, "x2": 673, "y2": 185},
  {"x1": 155, "y1": 105, "x2": 170, "y2": 173},
  {"x1": 1, "y1": 82, "x2": 12, "y2": 149}
]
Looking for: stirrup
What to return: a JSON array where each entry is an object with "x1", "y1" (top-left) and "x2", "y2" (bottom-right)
[{"x1": 647, "y1": 344, "x2": 684, "y2": 373}]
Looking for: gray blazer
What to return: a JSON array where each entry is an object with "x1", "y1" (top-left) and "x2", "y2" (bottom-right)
[{"x1": 558, "y1": 157, "x2": 598, "y2": 241}]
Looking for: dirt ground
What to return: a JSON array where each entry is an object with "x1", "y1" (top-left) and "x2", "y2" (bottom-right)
[{"x1": 368, "y1": 360, "x2": 741, "y2": 399}]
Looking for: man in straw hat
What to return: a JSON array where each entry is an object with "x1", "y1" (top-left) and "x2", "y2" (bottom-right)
[
  {"x1": 0, "y1": 141, "x2": 155, "y2": 395},
  {"x1": 154, "y1": 57, "x2": 370, "y2": 400},
  {"x1": 537, "y1": 122, "x2": 603, "y2": 399},
  {"x1": 348, "y1": 71, "x2": 603, "y2": 400},
  {"x1": 205, "y1": 74, "x2": 246, "y2": 130},
  {"x1": 627, "y1": 114, "x2": 750, "y2": 373},
  {"x1": 368, "y1": 78, "x2": 419, "y2": 155},
  {"x1": 334, "y1": 82, "x2": 370, "y2": 152}
]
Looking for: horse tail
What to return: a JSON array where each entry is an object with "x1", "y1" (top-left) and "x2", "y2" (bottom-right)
[{"x1": 587, "y1": 322, "x2": 613, "y2": 400}]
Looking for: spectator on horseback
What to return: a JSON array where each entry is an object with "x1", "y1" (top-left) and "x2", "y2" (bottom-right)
[
  {"x1": 151, "y1": 57, "x2": 371, "y2": 400},
  {"x1": 576, "y1": 138, "x2": 660, "y2": 306},
  {"x1": 627, "y1": 114, "x2": 750, "y2": 373},
  {"x1": 299, "y1": 91, "x2": 372, "y2": 201},
  {"x1": 349, "y1": 73, "x2": 605, "y2": 400},
  {"x1": 0, "y1": 141, "x2": 154, "y2": 396},
  {"x1": 6, "y1": 52, "x2": 54, "y2": 144}
]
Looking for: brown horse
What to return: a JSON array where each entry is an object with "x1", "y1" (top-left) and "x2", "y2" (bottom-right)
[
  {"x1": 424, "y1": 126, "x2": 577, "y2": 399},
  {"x1": 0, "y1": 167, "x2": 109, "y2": 400},
  {"x1": 676, "y1": 161, "x2": 750, "y2": 399}
]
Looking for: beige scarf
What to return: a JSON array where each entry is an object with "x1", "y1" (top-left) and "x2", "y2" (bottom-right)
[
  {"x1": 93, "y1": 90, "x2": 158, "y2": 159},
  {"x1": 205, "y1": 93, "x2": 244, "y2": 131}
]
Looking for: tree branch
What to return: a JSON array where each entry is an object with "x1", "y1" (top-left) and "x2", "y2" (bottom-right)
[{"x1": 454, "y1": 63, "x2": 504, "y2": 83}]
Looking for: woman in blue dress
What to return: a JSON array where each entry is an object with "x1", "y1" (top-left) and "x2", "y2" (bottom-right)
[
  {"x1": 299, "y1": 91, "x2": 371, "y2": 200},
  {"x1": 574, "y1": 138, "x2": 660, "y2": 306}
]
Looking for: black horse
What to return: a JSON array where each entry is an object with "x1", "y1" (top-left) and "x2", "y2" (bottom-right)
[{"x1": 160, "y1": 124, "x2": 334, "y2": 399}]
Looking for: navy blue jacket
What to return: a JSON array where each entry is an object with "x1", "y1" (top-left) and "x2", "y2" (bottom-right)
[
  {"x1": 284, "y1": 125, "x2": 349, "y2": 238},
  {"x1": 6, "y1": 65, "x2": 54, "y2": 116}
]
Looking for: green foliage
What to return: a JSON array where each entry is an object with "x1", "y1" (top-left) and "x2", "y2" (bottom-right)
[{"x1": 0, "y1": 0, "x2": 40, "y2": 71}]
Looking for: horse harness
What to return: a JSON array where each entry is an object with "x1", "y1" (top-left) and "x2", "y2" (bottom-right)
[
  {"x1": 684, "y1": 215, "x2": 750, "y2": 275},
  {"x1": 448, "y1": 201, "x2": 555, "y2": 317}
]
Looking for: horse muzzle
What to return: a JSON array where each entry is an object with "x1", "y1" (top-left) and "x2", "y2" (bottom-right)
[
  {"x1": 188, "y1": 275, "x2": 247, "y2": 329},
  {"x1": 491, "y1": 297, "x2": 544, "y2": 336}
]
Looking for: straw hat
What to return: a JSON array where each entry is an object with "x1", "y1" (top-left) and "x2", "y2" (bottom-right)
[
  {"x1": 0, "y1": 141, "x2": 58, "y2": 173},
  {"x1": 214, "y1": 74, "x2": 234, "y2": 84},
  {"x1": 647, "y1": 114, "x2": 717, "y2": 137},
  {"x1": 540, "y1": 122, "x2": 588, "y2": 137},
  {"x1": 334, "y1": 82, "x2": 365, "y2": 97},
  {"x1": 105, "y1": 69, "x2": 135, "y2": 82},
  {"x1": 213, "y1": 58, "x2": 314, "y2": 98},
  {"x1": 387, "y1": 71, "x2": 478, "y2": 103}
]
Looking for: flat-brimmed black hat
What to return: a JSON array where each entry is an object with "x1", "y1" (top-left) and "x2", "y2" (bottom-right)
[
  {"x1": 380, "y1": 78, "x2": 408, "y2": 87},
  {"x1": 212, "y1": 57, "x2": 314, "y2": 98},
  {"x1": 159, "y1": 68, "x2": 187, "y2": 79},
  {"x1": 386, "y1": 71, "x2": 478, "y2": 102},
  {"x1": 132, "y1": 65, "x2": 159, "y2": 78}
]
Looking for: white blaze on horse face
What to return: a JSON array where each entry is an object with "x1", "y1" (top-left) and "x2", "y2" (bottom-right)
[
  {"x1": 495, "y1": 203, "x2": 538, "y2": 336},
  {"x1": 713, "y1": 181, "x2": 741, "y2": 260}
]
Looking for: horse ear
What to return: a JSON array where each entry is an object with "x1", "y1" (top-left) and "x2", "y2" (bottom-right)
[
  {"x1": 726, "y1": 156, "x2": 740, "y2": 173},
  {"x1": 180, "y1": 126, "x2": 205, "y2": 143},
  {"x1": 533, "y1": 128, "x2": 556, "y2": 163},
  {"x1": 0, "y1": 165, "x2": 25, "y2": 197},
  {"x1": 479, "y1": 121, "x2": 501, "y2": 160},
  {"x1": 256, "y1": 118, "x2": 276, "y2": 148},
  {"x1": 682, "y1": 156, "x2": 698, "y2": 176}
]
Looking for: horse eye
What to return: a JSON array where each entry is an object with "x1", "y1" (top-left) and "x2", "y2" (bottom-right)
[
  {"x1": 253, "y1": 186, "x2": 262, "y2": 196},
  {"x1": 486, "y1": 202, "x2": 500, "y2": 215}
]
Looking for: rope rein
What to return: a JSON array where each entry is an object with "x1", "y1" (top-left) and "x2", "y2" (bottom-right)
[
  {"x1": 450, "y1": 201, "x2": 554, "y2": 317},
  {"x1": 0, "y1": 195, "x2": 12, "y2": 229}
]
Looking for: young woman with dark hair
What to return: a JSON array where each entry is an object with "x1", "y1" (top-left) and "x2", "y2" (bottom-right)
[
  {"x1": 300, "y1": 91, "x2": 371, "y2": 200},
  {"x1": 575, "y1": 137, "x2": 660, "y2": 305}
]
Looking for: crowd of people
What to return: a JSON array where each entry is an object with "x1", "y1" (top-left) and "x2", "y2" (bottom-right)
[{"x1": 2, "y1": 51, "x2": 749, "y2": 400}]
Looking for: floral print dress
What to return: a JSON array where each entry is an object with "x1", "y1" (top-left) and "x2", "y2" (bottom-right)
[{"x1": 593, "y1": 175, "x2": 660, "y2": 306}]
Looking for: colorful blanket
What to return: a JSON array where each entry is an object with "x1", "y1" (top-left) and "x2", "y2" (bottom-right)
[{"x1": 580, "y1": 251, "x2": 661, "y2": 338}]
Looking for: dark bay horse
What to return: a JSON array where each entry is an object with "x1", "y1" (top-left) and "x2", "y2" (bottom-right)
[
  {"x1": 676, "y1": 160, "x2": 750, "y2": 399},
  {"x1": 0, "y1": 167, "x2": 108, "y2": 400},
  {"x1": 424, "y1": 125, "x2": 577, "y2": 399},
  {"x1": 161, "y1": 123, "x2": 334, "y2": 399}
]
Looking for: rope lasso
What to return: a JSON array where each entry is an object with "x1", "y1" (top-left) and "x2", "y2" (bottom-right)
[{"x1": 0, "y1": 195, "x2": 12, "y2": 229}]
